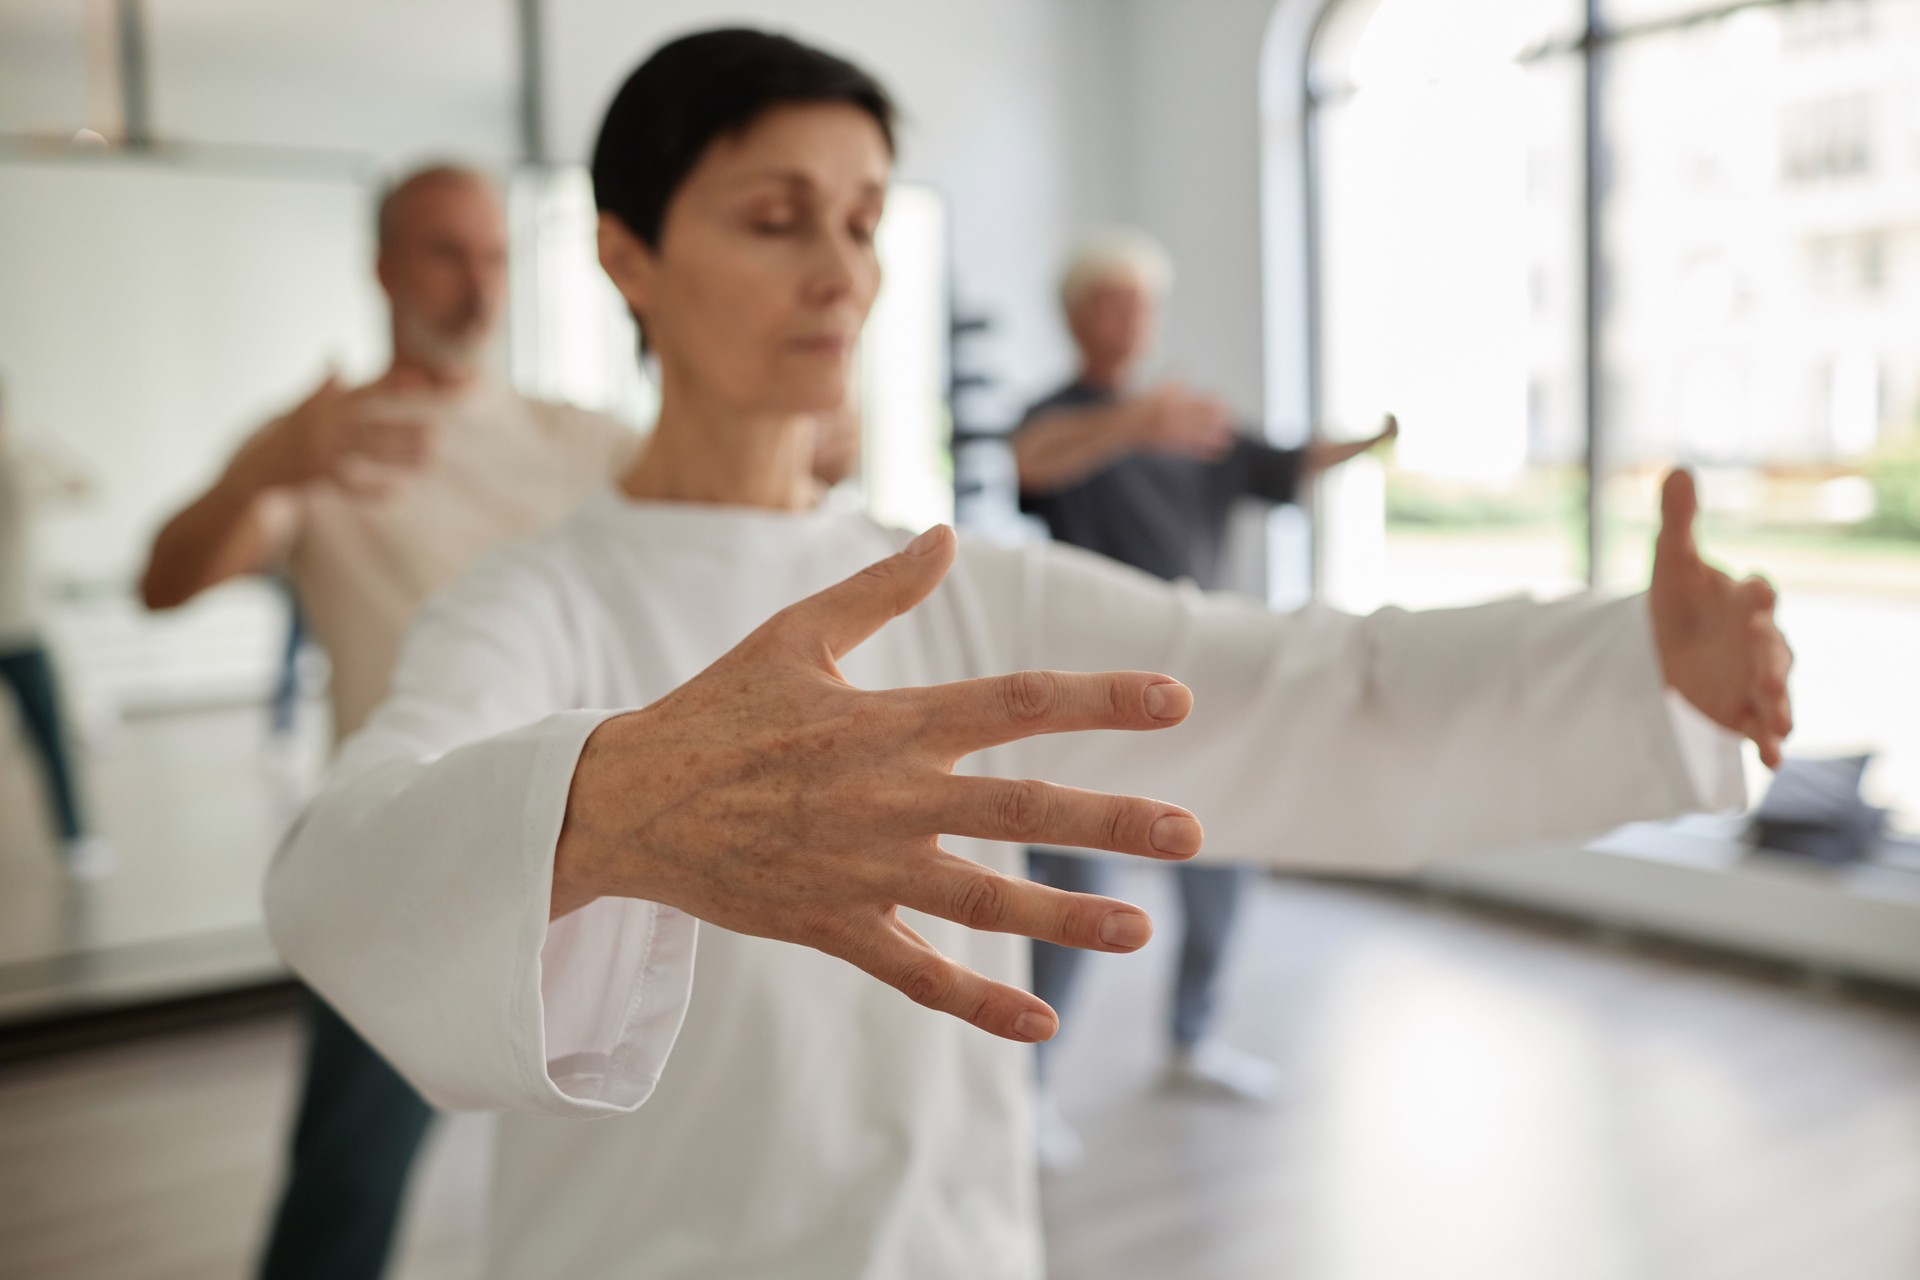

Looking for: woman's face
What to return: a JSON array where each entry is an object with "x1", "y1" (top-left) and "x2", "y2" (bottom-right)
[{"x1": 605, "y1": 102, "x2": 890, "y2": 416}]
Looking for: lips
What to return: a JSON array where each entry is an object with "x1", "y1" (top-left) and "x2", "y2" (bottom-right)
[{"x1": 790, "y1": 334, "x2": 853, "y2": 357}]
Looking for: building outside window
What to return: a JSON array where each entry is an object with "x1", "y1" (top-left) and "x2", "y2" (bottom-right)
[{"x1": 1302, "y1": 0, "x2": 1920, "y2": 826}]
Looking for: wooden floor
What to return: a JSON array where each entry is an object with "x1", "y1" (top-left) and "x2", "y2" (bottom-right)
[
  {"x1": 2, "y1": 872, "x2": 1917, "y2": 1280},
  {"x1": 0, "y1": 700, "x2": 324, "y2": 1020}
]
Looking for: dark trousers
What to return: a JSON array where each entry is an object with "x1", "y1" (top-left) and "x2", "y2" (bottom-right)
[
  {"x1": 1028, "y1": 849, "x2": 1249, "y2": 1080},
  {"x1": 258, "y1": 994, "x2": 436, "y2": 1280},
  {"x1": 0, "y1": 644, "x2": 83, "y2": 841}
]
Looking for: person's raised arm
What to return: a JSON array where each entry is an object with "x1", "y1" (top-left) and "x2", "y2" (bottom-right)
[
  {"x1": 1013, "y1": 385, "x2": 1234, "y2": 494},
  {"x1": 1224, "y1": 414, "x2": 1399, "y2": 508},
  {"x1": 140, "y1": 374, "x2": 435, "y2": 608}
]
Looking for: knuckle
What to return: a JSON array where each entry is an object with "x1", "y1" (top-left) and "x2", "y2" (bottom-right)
[
  {"x1": 992, "y1": 779, "x2": 1052, "y2": 842},
  {"x1": 950, "y1": 872, "x2": 1009, "y2": 930},
  {"x1": 1000, "y1": 670, "x2": 1056, "y2": 726},
  {"x1": 895, "y1": 957, "x2": 955, "y2": 1010},
  {"x1": 799, "y1": 907, "x2": 857, "y2": 957},
  {"x1": 854, "y1": 562, "x2": 910, "y2": 617}
]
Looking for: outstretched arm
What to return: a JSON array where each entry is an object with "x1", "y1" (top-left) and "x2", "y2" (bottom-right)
[
  {"x1": 1013, "y1": 385, "x2": 1234, "y2": 493},
  {"x1": 141, "y1": 374, "x2": 436, "y2": 608},
  {"x1": 975, "y1": 467, "x2": 1786, "y2": 870}
]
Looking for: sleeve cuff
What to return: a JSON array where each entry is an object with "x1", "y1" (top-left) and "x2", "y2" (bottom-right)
[
  {"x1": 512, "y1": 710, "x2": 701, "y2": 1116},
  {"x1": 1664, "y1": 688, "x2": 1748, "y2": 812},
  {"x1": 1621, "y1": 593, "x2": 1747, "y2": 814}
]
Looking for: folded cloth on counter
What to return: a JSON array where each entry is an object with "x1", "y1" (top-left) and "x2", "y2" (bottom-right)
[{"x1": 1749, "y1": 754, "x2": 1888, "y2": 864}]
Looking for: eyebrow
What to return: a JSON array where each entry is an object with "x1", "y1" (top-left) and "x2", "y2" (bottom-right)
[{"x1": 730, "y1": 169, "x2": 886, "y2": 199}]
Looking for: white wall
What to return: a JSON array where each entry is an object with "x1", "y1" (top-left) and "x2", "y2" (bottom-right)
[
  {"x1": 542, "y1": 0, "x2": 1130, "y2": 426},
  {"x1": 0, "y1": 2, "x2": 521, "y2": 168},
  {"x1": 0, "y1": 2, "x2": 96, "y2": 138},
  {"x1": 1098, "y1": 0, "x2": 1318, "y2": 596},
  {"x1": 144, "y1": 0, "x2": 521, "y2": 166},
  {"x1": 1, "y1": 1, "x2": 1144, "y2": 428},
  {"x1": 1105, "y1": 0, "x2": 1318, "y2": 434}
]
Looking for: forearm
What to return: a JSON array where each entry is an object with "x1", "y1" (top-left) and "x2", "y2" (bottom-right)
[
  {"x1": 1012, "y1": 405, "x2": 1139, "y2": 492},
  {"x1": 969, "y1": 542, "x2": 1739, "y2": 873},
  {"x1": 139, "y1": 462, "x2": 280, "y2": 609},
  {"x1": 268, "y1": 708, "x2": 694, "y2": 1114}
]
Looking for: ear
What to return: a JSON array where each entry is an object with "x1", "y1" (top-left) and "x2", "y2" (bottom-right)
[
  {"x1": 374, "y1": 249, "x2": 395, "y2": 300},
  {"x1": 597, "y1": 212, "x2": 657, "y2": 320}
]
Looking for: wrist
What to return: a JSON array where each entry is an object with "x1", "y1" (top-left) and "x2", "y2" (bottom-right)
[
  {"x1": 224, "y1": 424, "x2": 298, "y2": 494},
  {"x1": 552, "y1": 710, "x2": 646, "y2": 918},
  {"x1": 1118, "y1": 398, "x2": 1157, "y2": 447}
]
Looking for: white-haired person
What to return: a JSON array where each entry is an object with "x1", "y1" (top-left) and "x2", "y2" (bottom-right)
[
  {"x1": 265, "y1": 28, "x2": 1790, "y2": 1280},
  {"x1": 1012, "y1": 227, "x2": 1398, "y2": 1160}
]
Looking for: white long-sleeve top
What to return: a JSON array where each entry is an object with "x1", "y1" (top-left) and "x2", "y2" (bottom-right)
[{"x1": 266, "y1": 491, "x2": 1742, "y2": 1280}]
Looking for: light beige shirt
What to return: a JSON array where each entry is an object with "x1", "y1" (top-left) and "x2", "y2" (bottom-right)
[{"x1": 277, "y1": 382, "x2": 635, "y2": 740}]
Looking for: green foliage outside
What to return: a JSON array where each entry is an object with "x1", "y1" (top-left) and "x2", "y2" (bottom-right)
[
  {"x1": 1384, "y1": 467, "x2": 1583, "y2": 531},
  {"x1": 1862, "y1": 440, "x2": 1920, "y2": 541}
]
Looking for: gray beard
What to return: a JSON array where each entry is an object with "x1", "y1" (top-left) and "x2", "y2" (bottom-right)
[{"x1": 396, "y1": 311, "x2": 490, "y2": 375}]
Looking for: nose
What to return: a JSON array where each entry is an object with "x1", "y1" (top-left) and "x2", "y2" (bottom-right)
[{"x1": 803, "y1": 228, "x2": 866, "y2": 308}]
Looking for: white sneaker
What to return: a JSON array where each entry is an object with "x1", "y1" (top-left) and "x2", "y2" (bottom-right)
[
  {"x1": 1165, "y1": 1039, "x2": 1282, "y2": 1103},
  {"x1": 64, "y1": 835, "x2": 117, "y2": 881},
  {"x1": 1035, "y1": 1095, "x2": 1084, "y2": 1172}
]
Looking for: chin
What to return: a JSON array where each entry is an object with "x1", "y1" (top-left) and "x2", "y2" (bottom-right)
[{"x1": 772, "y1": 372, "x2": 852, "y2": 415}]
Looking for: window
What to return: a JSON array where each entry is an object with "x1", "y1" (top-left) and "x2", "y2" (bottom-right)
[{"x1": 1304, "y1": 0, "x2": 1920, "y2": 826}]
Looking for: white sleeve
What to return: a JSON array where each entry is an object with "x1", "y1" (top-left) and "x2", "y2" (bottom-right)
[
  {"x1": 263, "y1": 549, "x2": 697, "y2": 1117},
  {"x1": 962, "y1": 540, "x2": 1744, "y2": 874}
]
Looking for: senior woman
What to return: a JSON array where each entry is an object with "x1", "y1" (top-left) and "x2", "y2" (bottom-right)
[{"x1": 267, "y1": 28, "x2": 1791, "y2": 1280}]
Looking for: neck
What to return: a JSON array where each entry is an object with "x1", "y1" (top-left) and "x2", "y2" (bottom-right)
[
  {"x1": 1075, "y1": 359, "x2": 1127, "y2": 394},
  {"x1": 620, "y1": 377, "x2": 816, "y2": 510}
]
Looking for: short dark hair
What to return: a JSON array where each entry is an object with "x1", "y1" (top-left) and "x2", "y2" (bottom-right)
[{"x1": 591, "y1": 27, "x2": 897, "y2": 250}]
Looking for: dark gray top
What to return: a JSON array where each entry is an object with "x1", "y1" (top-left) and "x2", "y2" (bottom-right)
[{"x1": 1015, "y1": 381, "x2": 1304, "y2": 589}]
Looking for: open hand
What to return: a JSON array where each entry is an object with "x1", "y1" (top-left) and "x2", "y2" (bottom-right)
[
  {"x1": 1649, "y1": 470, "x2": 1794, "y2": 767},
  {"x1": 239, "y1": 373, "x2": 438, "y2": 495},
  {"x1": 1306, "y1": 413, "x2": 1398, "y2": 475},
  {"x1": 554, "y1": 525, "x2": 1204, "y2": 1042},
  {"x1": 1133, "y1": 384, "x2": 1236, "y2": 461}
]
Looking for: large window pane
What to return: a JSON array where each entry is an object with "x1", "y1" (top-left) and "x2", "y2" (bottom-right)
[
  {"x1": 1597, "y1": 0, "x2": 1920, "y2": 822},
  {"x1": 1315, "y1": 18, "x2": 1585, "y2": 612}
]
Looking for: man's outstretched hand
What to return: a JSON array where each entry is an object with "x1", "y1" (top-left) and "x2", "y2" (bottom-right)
[
  {"x1": 1305, "y1": 413, "x2": 1398, "y2": 476},
  {"x1": 1649, "y1": 470, "x2": 1794, "y2": 768},
  {"x1": 553, "y1": 525, "x2": 1204, "y2": 1043}
]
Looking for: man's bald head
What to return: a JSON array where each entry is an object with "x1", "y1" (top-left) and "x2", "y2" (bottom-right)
[
  {"x1": 377, "y1": 165, "x2": 496, "y2": 250},
  {"x1": 374, "y1": 165, "x2": 509, "y2": 376}
]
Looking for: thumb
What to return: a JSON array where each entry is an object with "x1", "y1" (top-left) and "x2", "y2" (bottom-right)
[
  {"x1": 1656, "y1": 468, "x2": 1698, "y2": 570},
  {"x1": 304, "y1": 368, "x2": 345, "y2": 408},
  {"x1": 776, "y1": 525, "x2": 957, "y2": 664}
]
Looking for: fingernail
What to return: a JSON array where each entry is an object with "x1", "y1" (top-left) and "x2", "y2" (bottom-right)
[
  {"x1": 1013, "y1": 1011, "x2": 1055, "y2": 1041},
  {"x1": 1150, "y1": 814, "x2": 1202, "y2": 856},
  {"x1": 1143, "y1": 681, "x2": 1191, "y2": 721},
  {"x1": 905, "y1": 526, "x2": 944, "y2": 556},
  {"x1": 1099, "y1": 911, "x2": 1151, "y2": 949}
]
